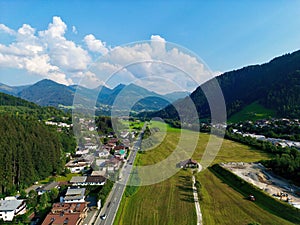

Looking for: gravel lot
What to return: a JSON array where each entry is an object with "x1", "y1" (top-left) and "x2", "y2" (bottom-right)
[{"x1": 221, "y1": 162, "x2": 300, "y2": 209}]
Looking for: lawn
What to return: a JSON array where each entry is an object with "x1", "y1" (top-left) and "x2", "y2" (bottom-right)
[
  {"x1": 228, "y1": 101, "x2": 275, "y2": 123},
  {"x1": 113, "y1": 122, "x2": 293, "y2": 225},
  {"x1": 120, "y1": 119, "x2": 145, "y2": 131},
  {"x1": 38, "y1": 173, "x2": 79, "y2": 184}
]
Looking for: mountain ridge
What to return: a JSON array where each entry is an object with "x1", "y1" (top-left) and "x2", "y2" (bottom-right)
[
  {"x1": 152, "y1": 49, "x2": 300, "y2": 122},
  {"x1": 0, "y1": 79, "x2": 189, "y2": 112}
]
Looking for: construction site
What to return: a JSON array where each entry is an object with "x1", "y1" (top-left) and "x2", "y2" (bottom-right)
[{"x1": 221, "y1": 162, "x2": 300, "y2": 209}]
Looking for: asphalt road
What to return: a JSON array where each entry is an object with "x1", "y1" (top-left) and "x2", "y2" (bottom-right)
[{"x1": 94, "y1": 127, "x2": 144, "y2": 225}]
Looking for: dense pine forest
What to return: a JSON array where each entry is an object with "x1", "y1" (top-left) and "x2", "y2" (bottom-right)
[
  {"x1": 0, "y1": 115, "x2": 63, "y2": 195},
  {"x1": 0, "y1": 92, "x2": 76, "y2": 195}
]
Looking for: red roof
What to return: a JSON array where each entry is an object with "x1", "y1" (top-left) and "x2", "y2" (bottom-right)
[
  {"x1": 42, "y1": 203, "x2": 87, "y2": 225},
  {"x1": 42, "y1": 213, "x2": 81, "y2": 225}
]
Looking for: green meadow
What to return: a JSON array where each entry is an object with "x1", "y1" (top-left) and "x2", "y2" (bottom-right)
[
  {"x1": 228, "y1": 101, "x2": 275, "y2": 123},
  {"x1": 114, "y1": 122, "x2": 295, "y2": 225}
]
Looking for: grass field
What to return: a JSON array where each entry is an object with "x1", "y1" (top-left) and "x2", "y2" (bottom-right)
[
  {"x1": 228, "y1": 101, "x2": 275, "y2": 123},
  {"x1": 113, "y1": 121, "x2": 295, "y2": 225},
  {"x1": 197, "y1": 170, "x2": 295, "y2": 225},
  {"x1": 114, "y1": 170, "x2": 196, "y2": 225}
]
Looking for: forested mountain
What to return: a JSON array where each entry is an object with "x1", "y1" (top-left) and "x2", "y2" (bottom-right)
[
  {"x1": 0, "y1": 92, "x2": 70, "y2": 120},
  {"x1": 0, "y1": 83, "x2": 29, "y2": 96},
  {"x1": 0, "y1": 93, "x2": 76, "y2": 195},
  {"x1": 0, "y1": 115, "x2": 63, "y2": 195},
  {"x1": 0, "y1": 79, "x2": 189, "y2": 113},
  {"x1": 153, "y1": 50, "x2": 300, "y2": 121},
  {"x1": 106, "y1": 83, "x2": 170, "y2": 111},
  {"x1": 0, "y1": 92, "x2": 38, "y2": 109},
  {"x1": 19, "y1": 79, "x2": 75, "y2": 106}
]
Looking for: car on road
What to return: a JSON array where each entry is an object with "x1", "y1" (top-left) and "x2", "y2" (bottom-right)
[{"x1": 100, "y1": 214, "x2": 107, "y2": 220}]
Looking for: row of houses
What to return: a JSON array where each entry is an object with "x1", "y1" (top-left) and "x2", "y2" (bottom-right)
[
  {"x1": 234, "y1": 130, "x2": 300, "y2": 149},
  {"x1": 41, "y1": 173, "x2": 106, "y2": 225},
  {"x1": 0, "y1": 174, "x2": 105, "y2": 222}
]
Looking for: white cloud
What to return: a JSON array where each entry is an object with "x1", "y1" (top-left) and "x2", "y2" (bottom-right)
[
  {"x1": 39, "y1": 16, "x2": 67, "y2": 38},
  {"x1": 0, "y1": 18, "x2": 217, "y2": 92},
  {"x1": 150, "y1": 34, "x2": 166, "y2": 42},
  {"x1": 39, "y1": 16, "x2": 91, "y2": 72},
  {"x1": 0, "y1": 24, "x2": 16, "y2": 35},
  {"x1": 72, "y1": 25, "x2": 77, "y2": 34},
  {"x1": 89, "y1": 34, "x2": 214, "y2": 93},
  {"x1": 0, "y1": 16, "x2": 93, "y2": 85},
  {"x1": 84, "y1": 34, "x2": 109, "y2": 55}
]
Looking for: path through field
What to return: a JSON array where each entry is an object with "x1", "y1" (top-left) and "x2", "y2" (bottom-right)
[{"x1": 192, "y1": 175, "x2": 203, "y2": 225}]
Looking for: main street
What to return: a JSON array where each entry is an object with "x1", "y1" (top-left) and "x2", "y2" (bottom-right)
[{"x1": 94, "y1": 125, "x2": 145, "y2": 225}]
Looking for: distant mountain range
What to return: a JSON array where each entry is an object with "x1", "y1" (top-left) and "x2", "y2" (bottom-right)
[
  {"x1": 152, "y1": 49, "x2": 300, "y2": 122},
  {"x1": 0, "y1": 79, "x2": 189, "y2": 113},
  {"x1": 4, "y1": 49, "x2": 300, "y2": 121}
]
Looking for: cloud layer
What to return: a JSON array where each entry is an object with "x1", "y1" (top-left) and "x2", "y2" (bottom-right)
[{"x1": 0, "y1": 16, "x2": 217, "y2": 92}]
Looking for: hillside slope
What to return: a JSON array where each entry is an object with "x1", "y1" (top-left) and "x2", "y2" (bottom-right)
[{"x1": 154, "y1": 50, "x2": 300, "y2": 121}]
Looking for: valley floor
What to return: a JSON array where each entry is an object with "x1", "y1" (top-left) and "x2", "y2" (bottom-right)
[{"x1": 113, "y1": 124, "x2": 296, "y2": 225}]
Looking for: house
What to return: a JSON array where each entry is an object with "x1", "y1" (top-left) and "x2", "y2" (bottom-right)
[
  {"x1": 114, "y1": 149, "x2": 126, "y2": 159},
  {"x1": 91, "y1": 170, "x2": 106, "y2": 177},
  {"x1": 105, "y1": 157, "x2": 122, "y2": 171},
  {"x1": 42, "y1": 202, "x2": 87, "y2": 225},
  {"x1": 65, "y1": 157, "x2": 92, "y2": 173},
  {"x1": 75, "y1": 149, "x2": 89, "y2": 156},
  {"x1": 96, "y1": 159, "x2": 106, "y2": 168},
  {"x1": 69, "y1": 176, "x2": 87, "y2": 186},
  {"x1": 177, "y1": 159, "x2": 199, "y2": 168},
  {"x1": 85, "y1": 176, "x2": 106, "y2": 186},
  {"x1": 120, "y1": 131, "x2": 129, "y2": 139},
  {"x1": 0, "y1": 197, "x2": 26, "y2": 221},
  {"x1": 63, "y1": 188, "x2": 86, "y2": 203},
  {"x1": 84, "y1": 143, "x2": 97, "y2": 150},
  {"x1": 114, "y1": 145, "x2": 126, "y2": 151},
  {"x1": 98, "y1": 150, "x2": 110, "y2": 158},
  {"x1": 36, "y1": 181, "x2": 59, "y2": 195},
  {"x1": 70, "y1": 176, "x2": 106, "y2": 186}
]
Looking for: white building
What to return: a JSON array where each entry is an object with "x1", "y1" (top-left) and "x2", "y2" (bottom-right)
[
  {"x1": 99, "y1": 150, "x2": 110, "y2": 158},
  {"x1": 63, "y1": 188, "x2": 86, "y2": 203},
  {"x1": 0, "y1": 197, "x2": 26, "y2": 221}
]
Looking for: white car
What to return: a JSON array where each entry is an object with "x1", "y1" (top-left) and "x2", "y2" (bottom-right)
[{"x1": 100, "y1": 214, "x2": 107, "y2": 220}]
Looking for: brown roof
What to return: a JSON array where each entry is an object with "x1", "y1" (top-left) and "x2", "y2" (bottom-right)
[
  {"x1": 114, "y1": 145, "x2": 125, "y2": 150},
  {"x1": 86, "y1": 176, "x2": 106, "y2": 183},
  {"x1": 108, "y1": 138, "x2": 118, "y2": 143},
  {"x1": 178, "y1": 158, "x2": 198, "y2": 167},
  {"x1": 42, "y1": 213, "x2": 82, "y2": 225},
  {"x1": 51, "y1": 202, "x2": 87, "y2": 213},
  {"x1": 42, "y1": 203, "x2": 87, "y2": 225}
]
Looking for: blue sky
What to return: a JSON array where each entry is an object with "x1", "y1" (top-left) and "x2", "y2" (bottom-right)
[{"x1": 1, "y1": 0, "x2": 300, "y2": 90}]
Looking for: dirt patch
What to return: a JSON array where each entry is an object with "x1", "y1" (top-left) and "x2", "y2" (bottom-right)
[{"x1": 221, "y1": 162, "x2": 300, "y2": 209}]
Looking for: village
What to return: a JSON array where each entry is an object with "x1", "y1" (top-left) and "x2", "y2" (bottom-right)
[
  {"x1": 228, "y1": 118, "x2": 300, "y2": 149},
  {"x1": 0, "y1": 117, "x2": 138, "y2": 224}
]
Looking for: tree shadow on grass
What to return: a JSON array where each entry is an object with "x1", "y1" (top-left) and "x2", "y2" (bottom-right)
[{"x1": 177, "y1": 175, "x2": 195, "y2": 203}]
